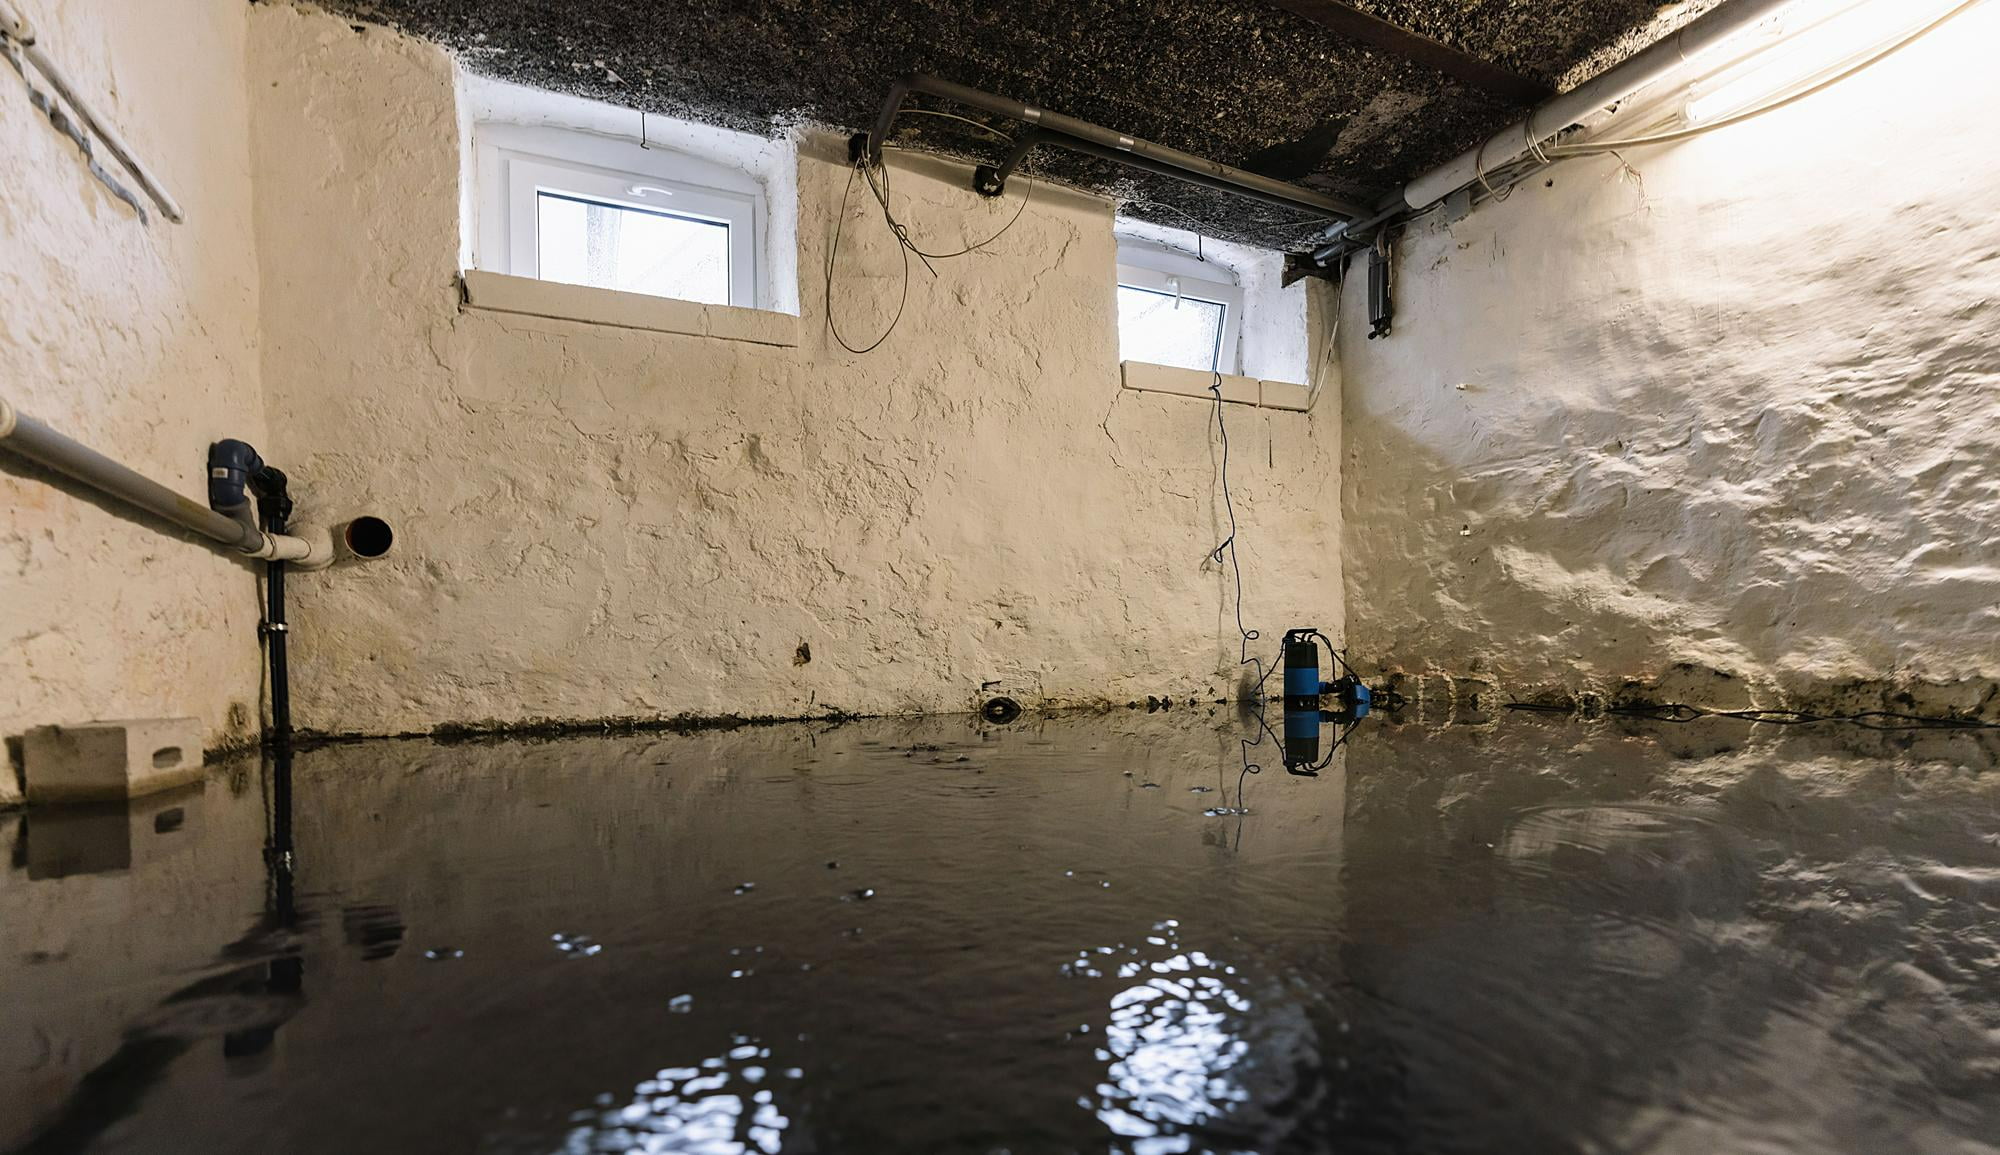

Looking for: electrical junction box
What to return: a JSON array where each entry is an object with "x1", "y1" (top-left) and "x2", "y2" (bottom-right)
[{"x1": 22, "y1": 717, "x2": 205, "y2": 804}]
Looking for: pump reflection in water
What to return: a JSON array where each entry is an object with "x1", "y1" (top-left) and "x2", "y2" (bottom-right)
[{"x1": 1278, "y1": 627, "x2": 1393, "y2": 777}]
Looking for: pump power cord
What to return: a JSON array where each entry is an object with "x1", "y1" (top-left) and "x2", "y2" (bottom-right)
[{"x1": 1205, "y1": 374, "x2": 1290, "y2": 799}]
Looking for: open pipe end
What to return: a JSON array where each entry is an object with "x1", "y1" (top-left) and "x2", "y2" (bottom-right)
[{"x1": 343, "y1": 516, "x2": 393, "y2": 559}]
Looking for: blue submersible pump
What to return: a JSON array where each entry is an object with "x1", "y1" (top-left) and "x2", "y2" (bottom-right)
[{"x1": 1279, "y1": 628, "x2": 1392, "y2": 777}]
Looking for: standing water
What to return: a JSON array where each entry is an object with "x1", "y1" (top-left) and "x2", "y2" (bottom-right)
[{"x1": 3, "y1": 710, "x2": 1997, "y2": 1153}]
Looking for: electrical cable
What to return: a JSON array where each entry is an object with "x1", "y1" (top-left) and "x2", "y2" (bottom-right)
[
  {"x1": 1506, "y1": 700, "x2": 2000, "y2": 731},
  {"x1": 1473, "y1": 130, "x2": 1513, "y2": 204},
  {"x1": 1340, "y1": 0, "x2": 1983, "y2": 259},
  {"x1": 863, "y1": 155, "x2": 1034, "y2": 261},
  {"x1": 824, "y1": 159, "x2": 910, "y2": 355},
  {"x1": 1546, "y1": 0, "x2": 1983, "y2": 158},
  {"x1": 1204, "y1": 372, "x2": 1288, "y2": 800},
  {"x1": 890, "y1": 107, "x2": 1016, "y2": 144},
  {"x1": 1124, "y1": 193, "x2": 1335, "y2": 252},
  {"x1": 1305, "y1": 273, "x2": 1344, "y2": 413},
  {"x1": 823, "y1": 152, "x2": 1036, "y2": 354}
]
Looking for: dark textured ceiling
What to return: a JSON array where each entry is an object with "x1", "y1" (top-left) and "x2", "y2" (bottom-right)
[{"x1": 321, "y1": 0, "x2": 1685, "y2": 250}]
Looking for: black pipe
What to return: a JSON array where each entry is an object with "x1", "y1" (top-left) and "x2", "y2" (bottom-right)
[
  {"x1": 255, "y1": 468, "x2": 293, "y2": 746},
  {"x1": 979, "y1": 128, "x2": 1363, "y2": 221},
  {"x1": 1265, "y1": 1, "x2": 1552, "y2": 106},
  {"x1": 1366, "y1": 246, "x2": 1393, "y2": 340},
  {"x1": 266, "y1": 558, "x2": 290, "y2": 741},
  {"x1": 1309, "y1": 203, "x2": 1401, "y2": 265},
  {"x1": 867, "y1": 74, "x2": 1366, "y2": 223},
  {"x1": 974, "y1": 128, "x2": 1040, "y2": 197}
]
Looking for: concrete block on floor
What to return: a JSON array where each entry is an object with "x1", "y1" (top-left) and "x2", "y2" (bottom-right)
[{"x1": 23, "y1": 718, "x2": 205, "y2": 804}]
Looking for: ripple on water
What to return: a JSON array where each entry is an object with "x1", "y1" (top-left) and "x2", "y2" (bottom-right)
[{"x1": 560, "y1": 1035, "x2": 803, "y2": 1155}]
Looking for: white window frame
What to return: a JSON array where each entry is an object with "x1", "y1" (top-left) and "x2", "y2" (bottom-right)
[
  {"x1": 472, "y1": 122, "x2": 766, "y2": 309},
  {"x1": 1115, "y1": 240, "x2": 1245, "y2": 375}
]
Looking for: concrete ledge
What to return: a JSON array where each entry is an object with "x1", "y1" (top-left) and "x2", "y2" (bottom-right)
[
  {"x1": 1121, "y1": 361, "x2": 1257, "y2": 405},
  {"x1": 1120, "y1": 361, "x2": 1314, "y2": 413},
  {"x1": 1260, "y1": 380, "x2": 1312, "y2": 411},
  {"x1": 461, "y1": 270, "x2": 801, "y2": 347}
]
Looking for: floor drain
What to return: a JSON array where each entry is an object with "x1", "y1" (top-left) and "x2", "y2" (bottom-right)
[{"x1": 981, "y1": 696, "x2": 1023, "y2": 724}]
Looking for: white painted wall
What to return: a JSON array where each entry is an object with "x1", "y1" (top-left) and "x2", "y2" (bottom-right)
[
  {"x1": 1335, "y1": 2, "x2": 2000, "y2": 704},
  {"x1": 246, "y1": 5, "x2": 1340, "y2": 737},
  {"x1": 0, "y1": 0, "x2": 268, "y2": 801}
]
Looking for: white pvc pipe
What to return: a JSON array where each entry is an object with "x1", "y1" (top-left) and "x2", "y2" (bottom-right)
[
  {"x1": 259, "y1": 521, "x2": 395, "y2": 571},
  {"x1": 0, "y1": 0, "x2": 185, "y2": 223},
  {"x1": 248, "y1": 528, "x2": 333, "y2": 568},
  {"x1": 0, "y1": 394, "x2": 388, "y2": 568},
  {"x1": 1400, "y1": 0, "x2": 1795, "y2": 211}
]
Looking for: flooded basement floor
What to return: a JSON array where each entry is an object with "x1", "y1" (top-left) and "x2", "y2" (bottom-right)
[{"x1": 4, "y1": 710, "x2": 1999, "y2": 1154}]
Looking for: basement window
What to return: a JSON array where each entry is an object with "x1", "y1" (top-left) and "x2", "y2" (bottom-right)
[
  {"x1": 1115, "y1": 239, "x2": 1244, "y2": 374},
  {"x1": 471, "y1": 122, "x2": 764, "y2": 309}
]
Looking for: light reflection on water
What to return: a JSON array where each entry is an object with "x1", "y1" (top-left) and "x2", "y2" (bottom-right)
[
  {"x1": 560, "y1": 1037, "x2": 801, "y2": 1155},
  {"x1": 5, "y1": 712, "x2": 2000, "y2": 1154},
  {"x1": 1079, "y1": 919, "x2": 1257, "y2": 1155}
]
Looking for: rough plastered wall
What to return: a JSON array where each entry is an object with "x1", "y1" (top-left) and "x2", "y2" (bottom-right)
[
  {"x1": 1337, "y1": 3, "x2": 2000, "y2": 709},
  {"x1": 246, "y1": 4, "x2": 1340, "y2": 737},
  {"x1": 0, "y1": 0, "x2": 266, "y2": 802}
]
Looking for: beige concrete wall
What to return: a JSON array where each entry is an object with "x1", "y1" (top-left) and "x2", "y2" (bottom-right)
[
  {"x1": 1335, "y1": 4, "x2": 2000, "y2": 706},
  {"x1": 1, "y1": 0, "x2": 268, "y2": 801},
  {"x1": 246, "y1": 5, "x2": 1341, "y2": 737}
]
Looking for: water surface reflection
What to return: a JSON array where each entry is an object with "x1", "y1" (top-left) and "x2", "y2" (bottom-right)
[{"x1": 1, "y1": 711, "x2": 1996, "y2": 1153}]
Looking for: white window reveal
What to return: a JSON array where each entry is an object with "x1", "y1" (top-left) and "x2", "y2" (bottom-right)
[
  {"x1": 1115, "y1": 239, "x2": 1244, "y2": 375},
  {"x1": 472, "y1": 122, "x2": 764, "y2": 309}
]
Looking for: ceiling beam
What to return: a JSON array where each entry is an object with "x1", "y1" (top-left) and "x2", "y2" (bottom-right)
[{"x1": 1266, "y1": 1, "x2": 1554, "y2": 105}]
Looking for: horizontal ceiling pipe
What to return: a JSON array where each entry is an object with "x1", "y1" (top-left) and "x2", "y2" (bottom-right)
[
  {"x1": 0, "y1": 396, "x2": 344, "y2": 565},
  {"x1": 994, "y1": 127, "x2": 1368, "y2": 221},
  {"x1": 868, "y1": 73, "x2": 1367, "y2": 223},
  {"x1": 1309, "y1": 0, "x2": 1795, "y2": 251}
]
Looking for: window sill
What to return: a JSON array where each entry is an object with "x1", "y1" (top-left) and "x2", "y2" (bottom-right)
[
  {"x1": 1119, "y1": 361, "x2": 1311, "y2": 412},
  {"x1": 459, "y1": 270, "x2": 799, "y2": 348}
]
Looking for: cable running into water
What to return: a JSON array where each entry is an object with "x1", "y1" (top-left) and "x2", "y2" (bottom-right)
[{"x1": 1207, "y1": 374, "x2": 1284, "y2": 806}]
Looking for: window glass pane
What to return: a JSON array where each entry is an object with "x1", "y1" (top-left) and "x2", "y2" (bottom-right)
[
  {"x1": 536, "y1": 191, "x2": 730, "y2": 305},
  {"x1": 1117, "y1": 285, "x2": 1226, "y2": 373}
]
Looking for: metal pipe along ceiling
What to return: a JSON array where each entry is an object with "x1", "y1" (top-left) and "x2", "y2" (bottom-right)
[
  {"x1": 868, "y1": 73, "x2": 1368, "y2": 224},
  {"x1": 1397, "y1": 0, "x2": 1797, "y2": 213}
]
